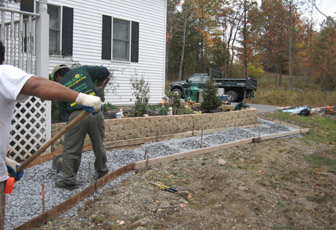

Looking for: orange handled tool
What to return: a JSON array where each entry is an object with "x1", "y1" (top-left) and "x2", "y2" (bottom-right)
[{"x1": 4, "y1": 177, "x2": 14, "y2": 194}]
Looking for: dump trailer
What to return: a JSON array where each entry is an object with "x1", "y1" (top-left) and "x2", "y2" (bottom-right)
[{"x1": 168, "y1": 69, "x2": 257, "y2": 102}]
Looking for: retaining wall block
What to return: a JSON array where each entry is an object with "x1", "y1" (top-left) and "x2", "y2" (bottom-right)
[{"x1": 50, "y1": 109, "x2": 258, "y2": 152}]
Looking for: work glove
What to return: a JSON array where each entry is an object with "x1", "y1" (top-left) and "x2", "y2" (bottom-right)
[
  {"x1": 6, "y1": 157, "x2": 24, "y2": 182},
  {"x1": 75, "y1": 93, "x2": 102, "y2": 112},
  {"x1": 6, "y1": 165, "x2": 24, "y2": 182},
  {"x1": 82, "y1": 105, "x2": 95, "y2": 113}
]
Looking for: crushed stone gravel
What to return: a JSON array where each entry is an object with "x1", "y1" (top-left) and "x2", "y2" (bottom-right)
[{"x1": 5, "y1": 118, "x2": 299, "y2": 230}]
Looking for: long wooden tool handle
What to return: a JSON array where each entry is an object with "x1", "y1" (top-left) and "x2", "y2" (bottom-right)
[
  {"x1": 17, "y1": 110, "x2": 89, "y2": 173},
  {"x1": 101, "y1": 76, "x2": 111, "y2": 91},
  {"x1": 97, "y1": 76, "x2": 111, "y2": 96}
]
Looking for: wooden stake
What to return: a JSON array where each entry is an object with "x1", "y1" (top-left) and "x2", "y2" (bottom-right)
[
  {"x1": 0, "y1": 181, "x2": 5, "y2": 230},
  {"x1": 88, "y1": 162, "x2": 92, "y2": 184},
  {"x1": 156, "y1": 129, "x2": 159, "y2": 142},
  {"x1": 200, "y1": 129, "x2": 204, "y2": 148},
  {"x1": 94, "y1": 171, "x2": 98, "y2": 192},
  {"x1": 144, "y1": 150, "x2": 149, "y2": 168},
  {"x1": 41, "y1": 184, "x2": 45, "y2": 213}
]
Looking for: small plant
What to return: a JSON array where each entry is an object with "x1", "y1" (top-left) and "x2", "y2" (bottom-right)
[
  {"x1": 130, "y1": 76, "x2": 151, "y2": 117},
  {"x1": 102, "y1": 103, "x2": 117, "y2": 112},
  {"x1": 159, "y1": 104, "x2": 170, "y2": 115},
  {"x1": 200, "y1": 80, "x2": 222, "y2": 112},
  {"x1": 166, "y1": 91, "x2": 181, "y2": 108},
  {"x1": 181, "y1": 105, "x2": 194, "y2": 114}
]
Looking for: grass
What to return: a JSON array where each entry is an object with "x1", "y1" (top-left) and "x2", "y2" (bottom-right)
[
  {"x1": 263, "y1": 112, "x2": 336, "y2": 171},
  {"x1": 258, "y1": 72, "x2": 336, "y2": 172},
  {"x1": 245, "y1": 73, "x2": 336, "y2": 107},
  {"x1": 304, "y1": 154, "x2": 336, "y2": 171},
  {"x1": 263, "y1": 112, "x2": 336, "y2": 145}
]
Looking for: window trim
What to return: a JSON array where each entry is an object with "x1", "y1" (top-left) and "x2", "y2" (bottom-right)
[
  {"x1": 112, "y1": 17, "x2": 131, "y2": 62},
  {"x1": 102, "y1": 15, "x2": 139, "y2": 63},
  {"x1": 48, "y1": 4, "x2": 73, "y2": 57},
  {"x1": 48, "y1": 4, "x2": 62, "y2": 56}
]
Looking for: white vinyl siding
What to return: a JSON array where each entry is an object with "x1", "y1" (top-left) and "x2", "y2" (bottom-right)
[{"x1": 48, "y1": 0, "x2": 167, "y2": 106}]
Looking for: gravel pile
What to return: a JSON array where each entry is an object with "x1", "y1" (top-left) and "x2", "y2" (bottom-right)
[{"x1": 5, "y1": 118, "x2": 298, "y2": 230}]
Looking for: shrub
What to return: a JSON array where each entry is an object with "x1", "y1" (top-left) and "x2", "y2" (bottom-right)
[
  {"x1": 166, "y1": 91, "x2": 181, "y2": 108},
  {"x1": 247, "y1": 64, "x2": 264, "y2": 78},
  {"x1": 200, "y1": 80, "x2": 222, "y2": 112},
  {"x1": 130, "y1": 76, "x2": 151, "y2": 117}
]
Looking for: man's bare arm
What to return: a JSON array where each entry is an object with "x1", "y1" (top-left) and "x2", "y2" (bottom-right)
[
  {"x1": 20, "y1": 76, "x2": 102, "y2": 111},
  {"x1": 20, "y1": 76, "x2": 78, "y2": 102}
]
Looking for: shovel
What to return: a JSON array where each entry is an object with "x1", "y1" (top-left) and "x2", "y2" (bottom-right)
[{"x1": 17, "y1": 75, "x2": 112, "y2": 173}]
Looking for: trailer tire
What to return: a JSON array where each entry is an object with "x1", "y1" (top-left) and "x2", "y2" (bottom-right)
[{"x1": 226, "y1": 91, "x2": 238, "y2": 102}]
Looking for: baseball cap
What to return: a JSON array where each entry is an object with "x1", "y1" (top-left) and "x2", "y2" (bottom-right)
[{"x1": 51, "y1": 64, "x2": 68, "y2": 78}]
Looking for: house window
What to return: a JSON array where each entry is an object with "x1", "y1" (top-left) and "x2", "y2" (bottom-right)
[
  {"x1": 113, "y1": 19, "x2": 130, "y2": 61},
  {"x1": 21, "y1": 1, "x2": 73, "y2": 56},
  {"x1": 48, "y1": 5, "x2": 60, "y2": 55},
  {"x1": 48, "y1": 5, "x2": 73, "y2": 56},
  {"x1": 20, "y1": 0, "x2": 36, "y2": 13},
  {"x1": 102, "y1": 16, "x2": 139, "y2": 62}
]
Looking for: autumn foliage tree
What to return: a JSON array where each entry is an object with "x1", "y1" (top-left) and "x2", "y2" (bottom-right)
[
  {"x1": 312, "y1": 17, "x2": 336, "y2": 91},
  {"x1": 166, "y1": 0, "x2": 336, "y2": 92}
]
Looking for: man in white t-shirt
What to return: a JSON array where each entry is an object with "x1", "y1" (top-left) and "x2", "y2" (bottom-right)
[{"x1": 0, "y1": 41, "x2": 102, "y2": 229}]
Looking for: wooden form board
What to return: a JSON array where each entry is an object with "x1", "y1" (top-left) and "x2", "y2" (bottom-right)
[
  {"x1": 133, "y1": 128, "x2": 309, "y2": 170},
  {"x1": 134, "y1": 138, "x2": 253, "y2": 169},
  {"x1": 14, "y1": 164, "x2": 134, "y2": 230},
  {"x1": 27, "y1": 124, "x2": 259, "y2": 168},
  {"x1": 12, "y1": 126, "x2": 309, "y2": 229}
]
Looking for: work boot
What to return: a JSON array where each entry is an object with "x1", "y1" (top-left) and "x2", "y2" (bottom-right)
[
  {"x1": 97, "y1": 170, "x2": 109, "y2": 179},
  {"x1": 55, "y1": 180, "x2": 76, "y2": 190}
]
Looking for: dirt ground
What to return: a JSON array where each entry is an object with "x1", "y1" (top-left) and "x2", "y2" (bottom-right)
[{"x1": 40, "y1": 132, "x2": 336, "y2": 230}]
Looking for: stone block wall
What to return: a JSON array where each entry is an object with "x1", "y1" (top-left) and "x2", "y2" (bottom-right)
[{"x1": 51, "y1": 108, "x2": 258, "y2": 152}]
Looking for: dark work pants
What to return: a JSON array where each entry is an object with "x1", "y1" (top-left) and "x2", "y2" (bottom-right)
[
  {"x1": 62, "y1": 110, "x2": 108, "y2": 185},
  {"x1": 0, "y1": 181, "x2": 5, "y2": 230}
]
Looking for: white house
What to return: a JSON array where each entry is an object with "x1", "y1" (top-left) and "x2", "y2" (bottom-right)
[
  {"x1": 20, "y1": 0, "x2": 167, "y2": 105},
  {"x1": 0, "y1": 0, "x2": 167, "y2": 160}
]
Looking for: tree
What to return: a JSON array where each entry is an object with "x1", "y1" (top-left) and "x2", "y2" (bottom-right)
[
  {"x1": 258, "y1": 0, "x2": 290, "y2": 86},
  {"x1": 312, "y1": 17, "x2": 336, "y2": 92},
  {"x1": 213, "y1": 0, "x2": 244, "y2": 77},
  {"x1": 200, "y1": 80, "x2": 222, "y2": 112},
  {"x1": 238, "y1": 0, "x2": 259, "y2": 78},
  {"x1": 166, "y1": 0, "x2": 182, "y2": 80},
  {"x1": 178, "y1": 0, "x2": 188, "y2": 80}
]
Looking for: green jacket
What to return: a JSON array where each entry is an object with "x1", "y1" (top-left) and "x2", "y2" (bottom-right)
[{"x1": 58, "y1": 65, "x2": 110, "y2": 121}]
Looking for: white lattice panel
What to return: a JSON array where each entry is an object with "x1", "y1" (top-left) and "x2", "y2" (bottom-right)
[
  {"x1": 9, "y1": 98, "x2": 51, "y2": 161},
  {"x1": 1, "y1": 6, "x2": 51, "y2": 161}
]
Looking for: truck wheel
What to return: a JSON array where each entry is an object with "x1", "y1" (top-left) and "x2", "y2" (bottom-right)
[
  {"x1": 172, "y1": 88, "x2": 182, "y2": 98},
  {"x1": 226, "y1": 91, "x2": 238, "y2": 102}
]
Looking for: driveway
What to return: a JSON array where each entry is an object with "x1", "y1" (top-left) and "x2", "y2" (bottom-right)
[{"x1": 232, "y1": 103, "x2": 284, "y2": 114}]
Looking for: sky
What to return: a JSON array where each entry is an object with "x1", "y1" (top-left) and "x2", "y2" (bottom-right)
[{"x1": 314, "y1": 0, "x2": 336, "y2": 24}]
